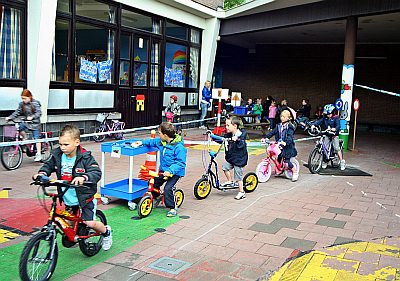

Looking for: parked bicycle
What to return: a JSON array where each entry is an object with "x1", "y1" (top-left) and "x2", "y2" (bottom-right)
[
  {"x1": 307, "y1": 128, "x2": 344, "y2": 173},
  {"x1": 256, "y1": 139, "x2": 300, "y2": 182},
  {"x1": 1, "y1": 119, "x2": 53, "y2": 170},
  {"x1": 293, "y1": 118, "x2": 321, "y2": 137},
  {"x1": 19, "y1": 175, "x2": 107, "y2": 281},
  {"x1": 93, "y1": 113, "x2": 125, "y2": 142}
]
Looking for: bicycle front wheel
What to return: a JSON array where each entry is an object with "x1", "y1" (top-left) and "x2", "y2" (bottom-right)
[
  {"x1": 308, "y1": 147, "x2": 323, "y2": 174},
  {"x1": 19, "y1": 231, "x2": 58, "y2": 281},
  {"x1": 93, "y1": 126, "x2": 106, "y2": 142},
  {"x1": 1, "y1": 145, "x2": 23, "y2": 170}
]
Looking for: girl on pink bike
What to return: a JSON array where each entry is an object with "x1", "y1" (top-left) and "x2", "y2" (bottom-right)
[{"x1": 261, "y1": 109, "x2": 299, "y2": 182}]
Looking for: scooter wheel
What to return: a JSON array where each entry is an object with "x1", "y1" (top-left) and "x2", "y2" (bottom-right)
[
  {"x1": 243, "y1": 172, "x2": 258, "y2": 192},
  {"x1": 194, "y1": 178, "x2": 211, "y2": 200}
]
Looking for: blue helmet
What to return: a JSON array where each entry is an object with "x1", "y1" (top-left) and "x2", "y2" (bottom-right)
[{"x1": 323, "y1": 104, "x2": 335, "y2": 115}]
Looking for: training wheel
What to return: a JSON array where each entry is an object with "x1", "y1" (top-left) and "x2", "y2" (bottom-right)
[
  {"x1": 128, "y1": 201, "x2": 137, "y2": 211},
  {"x1": 101, "y1": 196, "x2": 109, "y2": 205}
]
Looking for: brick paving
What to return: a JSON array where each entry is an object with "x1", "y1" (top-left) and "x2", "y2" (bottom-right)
[{"x1": 0, "y1": 129, "x2": 399, "y2": 280}]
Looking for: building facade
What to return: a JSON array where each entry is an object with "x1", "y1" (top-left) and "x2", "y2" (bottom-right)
[{"x1": 0, "y1": 0, "x2": 222, "y2": 134}]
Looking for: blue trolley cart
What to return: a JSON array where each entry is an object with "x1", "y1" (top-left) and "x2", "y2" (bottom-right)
[{"x1": 100, "y1": 139, "x2": 159, "y2": 210}]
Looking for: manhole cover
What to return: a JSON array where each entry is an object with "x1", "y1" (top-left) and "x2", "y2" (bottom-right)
[
  {"x1": 179, "y1": 215, "x2": 190, "y2": 219},
  {"x1": 148, "y1": 257, "x2": 192, "y2": 274}
]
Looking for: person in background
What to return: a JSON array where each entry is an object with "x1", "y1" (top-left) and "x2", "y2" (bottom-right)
[
  {"x1": 253, "y1": 98, "x2": 263, "y2": 124},
  {"x1": 315, "y1": 105, "x2": 323, "y2": 119},
  {"x1": 296, "y1": 98, "x2": 312, "y2": 127},
  {"x1": 268, "y1": 100, "x2": 278, "y2": 130},
  {"x1": 262, "y1": 96, "x2": 273, "y2": 122},
  {"x1": 165, "y1": 95, "x2": 182, "y2": 134},
  {"x1": 6, "y1": 89, "x2": 43, "y2": 162},
  {"x1": 199, "y1": 80, "x2": 212, "y2": 129}
]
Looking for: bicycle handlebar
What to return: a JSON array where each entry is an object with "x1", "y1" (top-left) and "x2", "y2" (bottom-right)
[
  {"x1": 6, "y1": 118, "x2": 33, "y2": 124},
  {"x1": 31, "y1": 175, "x2": 93, "y2": 198}
]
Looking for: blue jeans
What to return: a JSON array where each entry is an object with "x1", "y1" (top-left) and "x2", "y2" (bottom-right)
[
  {"x1": 153, "y1": 175, "x2": 181, "y2": 209},
  {"x1": 199, "y1": 102, "x2": 208, "y2": 126}
]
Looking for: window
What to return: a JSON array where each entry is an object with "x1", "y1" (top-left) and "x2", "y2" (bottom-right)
[
  {"x1": 75, "y1": 22, "x2": 114, "y2": 84},
  {"x1": 133, "y1": 37, "x2": 148, "y2": 86},
  {"x1": 76, "y1": 0, "x2": 116, "y2": 23},
  {"x1": 164, "y1": 43, "x2": 187, "y2": 88},
  {"x1": 119, "y1": 34, "x2": 130, "y2": 86},
  {"x1": 189, "y1": 47, "x2": 199, "y2": 88},
  {"x1": 57, "y1": 0, "x2": 70, "y2": 13},
  {"x1": 190, "y1": 29, "x2": 200, "y2": 44},
  {"x1": 122, "y1": 10, "x2": 160, "y2": 34},
  {"x1": 51, "y1": 19, "x2": 69, "y2": 82},
  {"x1": 151, "y1": 41, "x2": 160, "y2": 87},
  {"x1": 166, "y1": 21, "x2": 187, "y2": 40},
  {"x1": 0, "y1": 6, "x2": 22, "y2": 79}
]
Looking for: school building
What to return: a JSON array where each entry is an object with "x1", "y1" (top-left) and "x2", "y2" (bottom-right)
[{"x1": 0, "y1": 0, "x2": 399, "y2": 135}]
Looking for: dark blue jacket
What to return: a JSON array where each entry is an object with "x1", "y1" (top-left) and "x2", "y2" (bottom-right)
[
  {"x1": 265, "y1": 123, "x2": 297, "y2": 159},
  {"x1": 313, "y1": 116, "x2": 340, "y2": 136},
  {"x1": 141, "y1": 134, "x2": 187, "y2": 176},
  {"x1": 202, "y1": 87, "x2": 212, "y2": 103},
  {"x1": 224, "y1": 130, "x2": 248, "y2": 167}
]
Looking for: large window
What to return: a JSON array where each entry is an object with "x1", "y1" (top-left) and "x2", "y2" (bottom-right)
[
  {"x1": 0, "y1": 5, "x2": 22, "y2": 79},
  {"x1": 164, "y1": 43, "x2": 187, "y2": 88},
  {"x1": 76, "y1": 0, "x2": 116, "y2": 23},
  {"x1": 122, "y1": 9, "x2": 160, "y2": 34},
  {"x1": 75, "y1": 22, "x2": 115, "y2": 84},
  {"x1": 52, "y1": 19, "x2": 69, "y2": 82},
  {"x1": 133, "y1": 36, "x2": 148, "y2": 86}
]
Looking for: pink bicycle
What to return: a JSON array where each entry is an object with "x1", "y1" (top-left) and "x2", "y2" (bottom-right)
[{"x1": 255, "y1": 140, "x2": 300, "y2": 182}]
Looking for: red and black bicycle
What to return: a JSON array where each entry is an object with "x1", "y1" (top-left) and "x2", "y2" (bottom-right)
[{"x1": 19, "y1": 176, "x2": 107, "y2": 281}]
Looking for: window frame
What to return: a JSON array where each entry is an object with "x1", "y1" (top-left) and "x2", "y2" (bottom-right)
[{"x1": 0, "y1": 0, "x2": 27, "y2": 87}]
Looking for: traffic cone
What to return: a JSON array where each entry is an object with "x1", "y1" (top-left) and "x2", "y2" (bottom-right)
[{"x1": 138, "y1": 130, "x2": 157, "y2": 181}]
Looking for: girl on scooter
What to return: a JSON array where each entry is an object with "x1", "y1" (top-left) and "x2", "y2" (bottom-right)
[{"x1": 262, "y1": 109, "x2": 299, "y2": 182}]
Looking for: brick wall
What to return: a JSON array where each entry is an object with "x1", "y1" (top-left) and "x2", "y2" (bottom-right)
[{"x1": 215, "y1": 43, "x2": 400, "y2": 126}]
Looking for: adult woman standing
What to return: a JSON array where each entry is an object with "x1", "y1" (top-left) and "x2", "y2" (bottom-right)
[{"x1": 199, "y1": 80, "x2": 212, "y2": 129}]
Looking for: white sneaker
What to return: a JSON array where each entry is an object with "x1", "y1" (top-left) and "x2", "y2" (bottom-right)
[
  {"x1": 221, "y1": 181, "x2": 234, "y2": 187},
  {"x1": 235, "y1": 192, "x2": 246, "y2": 200},
  {"x1": 102, "y1": 225, "x2": 112, "y2": 251},
  {"x1": 321, "y1": 162, "x2": 328, "y2": 169},
  {"x1": 292, "y1": 173, "x2": 299, "y2": 182},
  {"x1": 340, "y1": 160, "x2": 346, "y2": 171},
  {"x1": 34, "y1": 154, "x2": 42, "y2": 162},
  {"x1": 199, "y1": 125, "x2": 207, "y2": 129}
]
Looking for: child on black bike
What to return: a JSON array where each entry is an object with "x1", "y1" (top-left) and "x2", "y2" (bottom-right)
[
  {"x1": 6, "y1": 89, "x2": 43, "y2": 162},
  {"x1": 262, "y1": 109, "x2": 299, "y2": 182},
  {"x1": 221, "y1": 116, "x2": 249, "y2": 200},
  {"x1": 311, "y1": 104, "x2": 345, "y2": 170},
  {"x1": 33, "y1": 124, "x2": 112, "y2": 250},
  {"x1": 132, "y1": 122, "x2": 187, "y2": 217}
]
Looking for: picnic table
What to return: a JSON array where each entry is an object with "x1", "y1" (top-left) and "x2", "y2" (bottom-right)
[{"x1": 229, "y1": 113, "x2": 269, "y2": 133}]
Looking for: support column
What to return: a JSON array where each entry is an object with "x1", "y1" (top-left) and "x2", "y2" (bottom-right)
[{"x1": 339, "y1": 16, "x2": 358, "y2": 150}]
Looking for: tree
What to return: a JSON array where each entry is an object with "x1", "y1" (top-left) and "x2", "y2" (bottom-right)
[{"x1": 224, "y1": 0, "x2": 246, "y2": 10}]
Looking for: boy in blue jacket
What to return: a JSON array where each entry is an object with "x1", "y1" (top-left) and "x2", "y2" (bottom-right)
[{"x1": 133, "y1": 122, "x2": 187, "y2": 217}]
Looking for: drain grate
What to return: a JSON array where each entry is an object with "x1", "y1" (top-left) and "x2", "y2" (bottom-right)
[{"x1": 148, "y1": 257, "x2": 192, "y2": 275}]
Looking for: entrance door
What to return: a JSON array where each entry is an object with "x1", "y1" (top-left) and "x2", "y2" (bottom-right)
[{"x1": 117, "y1": 33, "x2": 162, "y2": 128}]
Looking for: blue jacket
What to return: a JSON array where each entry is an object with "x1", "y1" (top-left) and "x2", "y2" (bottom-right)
[
  {"x1": 141, "y1": 134, "x2": 187, "y2": 176},
  {"x1": 265, "y1": 122, "x2": 297, "y2": 159},
  {"x1": 313, "y1": 116, "x2": 340, "y2": 136},
  {"x1": 202, "y1": 86, "x2": 212, "y2": 103}
]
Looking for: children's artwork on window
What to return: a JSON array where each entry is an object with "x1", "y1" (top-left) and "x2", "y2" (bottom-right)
[
  {"x1": 79, "y1": 58, "x2": 97, "y2": 83},
  {"x1": 171, "y1": 69, "x2": 183, "y2": 87},
  {"x1": 164, "y1": 67, "x2": 171, "y2": 86},
  {"x1": 98, "y1": 60, "x2": 113, "y2": 82}
]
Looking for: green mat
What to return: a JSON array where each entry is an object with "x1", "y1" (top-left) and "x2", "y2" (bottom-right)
[{"x1": 0, "y1": 205, "x2": 180, "y2": 280}]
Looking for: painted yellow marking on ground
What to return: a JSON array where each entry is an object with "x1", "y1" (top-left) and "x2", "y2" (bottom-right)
[
  {"x1": 0, "y1": 190, "x2": 8, "y2": 198},
  {"x1": 0, "y1": 229, "x2": 19, "y2": 243},
  {"x1": 269, "y1": 239, "x2": 400, "y2": 280}
]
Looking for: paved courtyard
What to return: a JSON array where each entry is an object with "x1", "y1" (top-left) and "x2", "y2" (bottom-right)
[{"x1": 0, "y1": 128, "x2": 399, "y2": 280}]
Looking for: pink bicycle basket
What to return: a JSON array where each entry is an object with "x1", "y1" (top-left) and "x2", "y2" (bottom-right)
[
  {"x1": 165, "y1": 112, "x2": 174, "y2": 120},
  {"x1": 267, "y1": 143, "x2": 281, "y2": 156}
]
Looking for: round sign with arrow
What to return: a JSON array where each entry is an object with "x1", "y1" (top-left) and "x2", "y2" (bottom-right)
[
  {"x1": 335, "y1": 98, "x2": 343, "y2": 111},
  {"x1": 353, "y1": 99, "x2": 360, "y2": 111}
]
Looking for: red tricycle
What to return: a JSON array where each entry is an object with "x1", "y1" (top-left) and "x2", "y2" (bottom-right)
[
  {"x1": 137, "y1": 169, "x2": 184, "y2": 218},
  {"x1": 256, "y1": 140, "x2": 300, "y2": 182}
]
